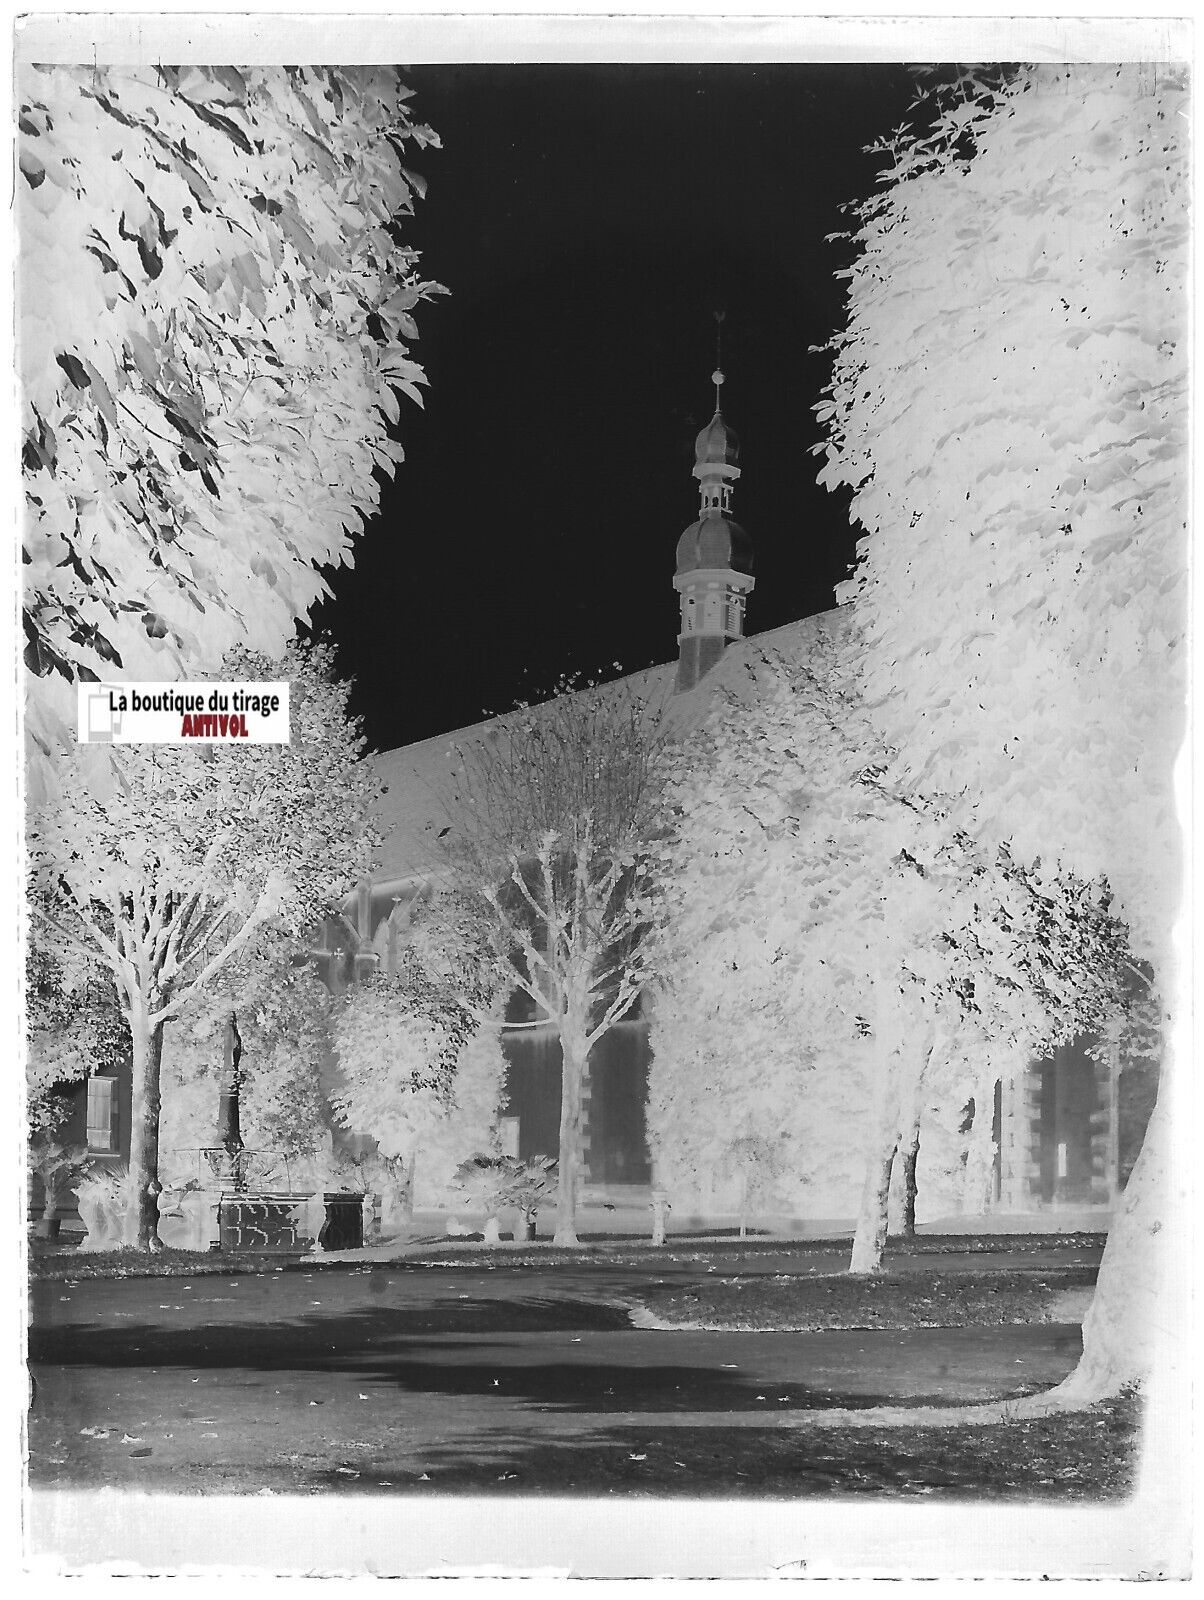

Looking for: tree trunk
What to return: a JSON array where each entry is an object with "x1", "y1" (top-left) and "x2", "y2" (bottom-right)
[
  {"x1": 553, "y1": 1030, "x2": 585, "y2": 1247},
  {"x1": 1051, "y1": 1083, "x2": 1169, "y2": 1403},
  {"x1": 127, "y1": 1008, "x2": 165, "y2": 1250},
  {"x1": 899, "y1": 1118, "x2": 921, "y2": 1239},
  {"x1": 39, "y1": 1173, "x2": 62, "y2": 1224},
  {"x1": 650, "y1": 1190, "x2": 666, "y2": 1247},
  {"x1": 850, "y1": 1125, "x2": 898, "y2": 1274},
  {"x1": 850, "y1": 964, "x2": 903, "y2": 1275}
]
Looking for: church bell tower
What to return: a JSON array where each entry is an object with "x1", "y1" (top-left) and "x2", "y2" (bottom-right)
[{"x1": 673, "y1": 359, "x2": 755, "y2": 693}]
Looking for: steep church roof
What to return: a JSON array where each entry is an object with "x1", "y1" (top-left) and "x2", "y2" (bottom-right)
[{"x1": 368, "y1": 608, "x2": 842, "y2": 886}]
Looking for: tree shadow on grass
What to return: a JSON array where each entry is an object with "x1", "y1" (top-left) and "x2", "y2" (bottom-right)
[
  {"x1": 31, "y1": 1309, "x2": 847, "y2": 1410},
  {"x1": 300, "y1": 1396, "x2": 1140, "y2": 1500},
  {"x1": 29, "y1": 1295, "x2": 1082, "y2": 1416}
]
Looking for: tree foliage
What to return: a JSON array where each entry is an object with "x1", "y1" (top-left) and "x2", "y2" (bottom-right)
[
  {"x1": 27, "y1": 643, "x2": 380, "y2": 1244},
  {"x1": 649, "y1": 620, "x2": 1130, "y2": 1263},
  {"x1": 25, "y1": 942, "x2": 129, "y2": 1134},
  {"x1": 159, "y1": 942, "x2": 336, "y2": 1179},
  {"x1": 815, "y1": 63, "x2": 1187, "y2": 1385},
  {"x1": 440, "y1": 676, "x2": 672, "y2": 1244},
  {"x1": 817, "y1": 63, "x2": 1188, "y2": 950},
  {"x1": 19, "y1": 64, "x2": 444, "y2": 774},
  {"x1": 331, "y1": 960, "x2": 508, "y2": 1211}
]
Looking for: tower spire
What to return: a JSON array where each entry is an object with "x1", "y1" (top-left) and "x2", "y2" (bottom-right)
[
  {"x1": 672, "y1": 330, "x2": 755, "y2": 694},
  {"x1": 713, "y1": 309, "x2": 725, "y2": 410}
]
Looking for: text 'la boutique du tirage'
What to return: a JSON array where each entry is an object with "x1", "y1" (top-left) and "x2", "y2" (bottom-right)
[{"x1": 77, "y1": 683, "x2": 291, "y2": 745}]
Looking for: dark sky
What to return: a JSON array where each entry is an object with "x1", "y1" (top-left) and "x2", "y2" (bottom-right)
[{"x1": 305, "y1": 63, "x2": 920, "y2": 753}]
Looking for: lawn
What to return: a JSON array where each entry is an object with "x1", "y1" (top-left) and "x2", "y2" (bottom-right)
[
  {"x1": 28, "y1": 1244, "x2": 312, "y2": 1281},
  {"x1": 356, "y1": 1394, "x2": 1140, "y2": 1500},
  {"x1": 631, "y1": 1265, "x2": 1099, "y2": 1332},
  {"x1": 27, "y1": 1230, "x2": 1141, "y2": 1502}
]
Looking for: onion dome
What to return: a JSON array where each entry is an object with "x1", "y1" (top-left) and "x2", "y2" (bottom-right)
[
  {"x1": 694, "y1": 408, "x2": 741, "y2": 470},
  {"x1": 675, "y1": 509, "x2": 755, "y2": 577}
]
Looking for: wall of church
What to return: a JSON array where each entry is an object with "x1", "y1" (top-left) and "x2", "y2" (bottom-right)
[{"x1": 499, "y1": 1017, "x2": 653, "y2": 1187}]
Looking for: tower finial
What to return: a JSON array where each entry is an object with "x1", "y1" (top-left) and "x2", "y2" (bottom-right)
[{"x1": 712, "y1": 310, "x2": 726, "y2": 409}]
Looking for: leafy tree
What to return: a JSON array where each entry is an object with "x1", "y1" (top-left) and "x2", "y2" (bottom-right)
[
  {"x1": 27, "y1": 643, "x2": 379, "y2": 1247},
  {"x1": 18, "y1": 64, "x2": 443, "y2": 782},
  {"x1": 717, "y1": 1134, "x2": 791, "y2": 1240},
  {"x1": 330, "y1": 886, "x2": 507, "y2": 1214},
  {"x1": 441, "y1": 677, "x2": 672, "y2": 1245},
  {"x1": 649, "y1": 623, "x2": 1129, "y2": 1271},
  {"x1": 331, "y1": 963, "x2": 508, "y2": 1216},
  {"x1": 25, "y1": 942, "x2": 129, "y2": 1135},
  {"x1": 816, "y1": 63, "x2": 1187, "y2": 1394},
  {"x1": 158, "y1": 941, "x2": 336, "y2": 1183}
]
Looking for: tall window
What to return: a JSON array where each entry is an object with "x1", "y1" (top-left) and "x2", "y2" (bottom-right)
[{"x1": 86, "y1": 1075, "x2": 117, "y2": 1153}]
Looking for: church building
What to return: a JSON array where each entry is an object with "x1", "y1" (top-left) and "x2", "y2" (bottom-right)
[
  {"x1": 316, "y1": 366, "x2": 757, "y2": 1205},
  {"x1": 320, "y1": 369, "x2": 1157, "y2": 1231}
]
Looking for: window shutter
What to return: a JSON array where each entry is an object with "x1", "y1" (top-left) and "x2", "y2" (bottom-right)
[{"x1": 86, "y1": 1076, "x2": 116, "y2": 1153}]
